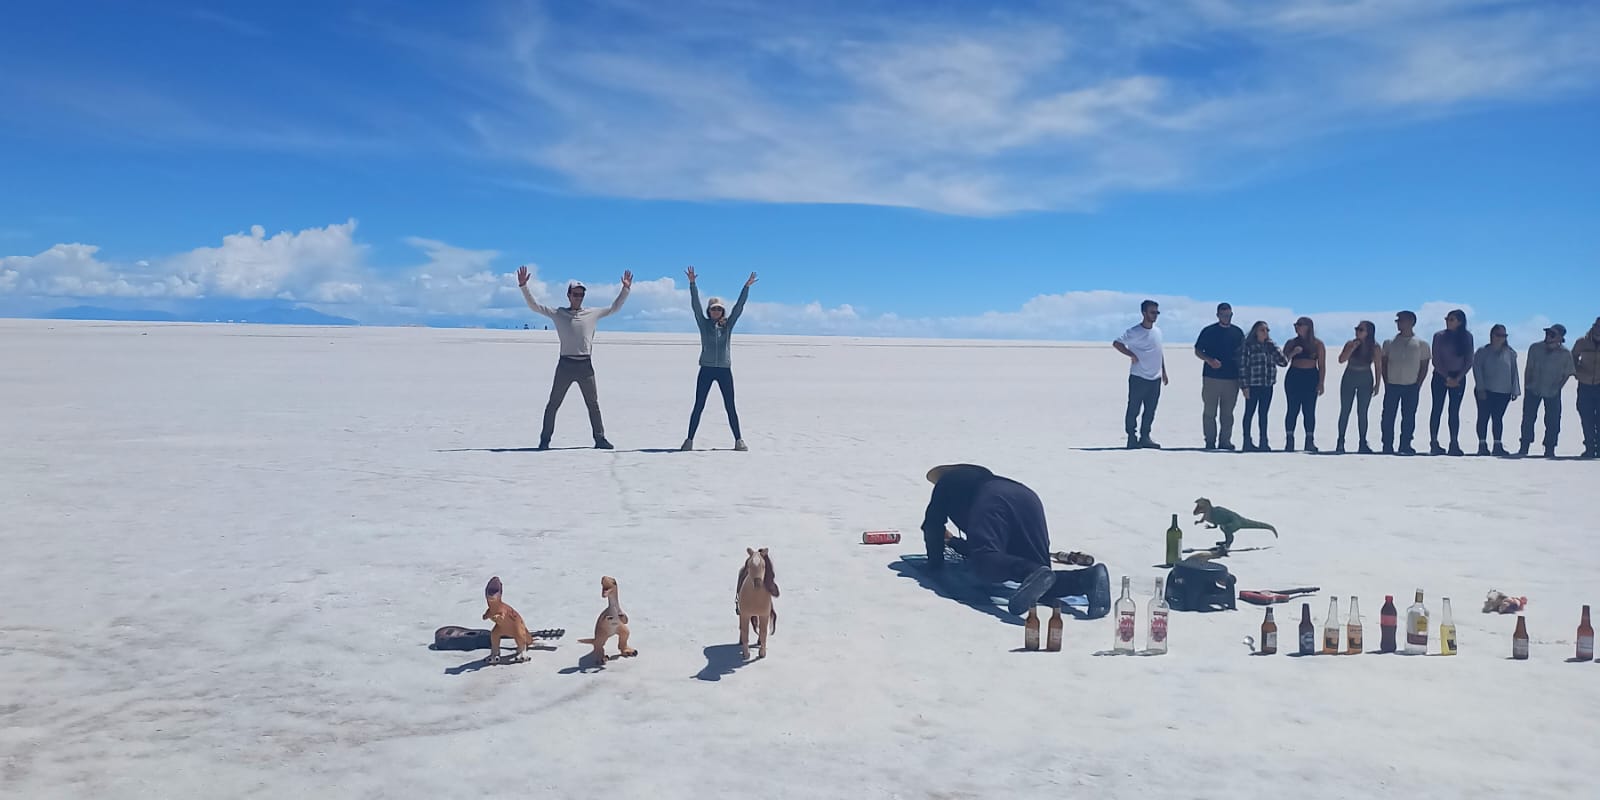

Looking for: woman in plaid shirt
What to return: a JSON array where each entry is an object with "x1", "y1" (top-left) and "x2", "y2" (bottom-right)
[{"x1": 1239, "y1": 320, "x2": 1289, "y2": 451}]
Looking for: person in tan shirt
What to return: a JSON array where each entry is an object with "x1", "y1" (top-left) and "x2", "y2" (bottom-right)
[
  {"x1": 1379, "y1": 310, "x2": 1431, "y2": 455},
  {"x1": 1573, "y1": 317, "x2": 1600, "y2": 459}
]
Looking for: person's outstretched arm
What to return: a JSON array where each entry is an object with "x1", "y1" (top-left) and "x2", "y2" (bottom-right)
[
  {"x1": 726, "y1": 272, "x2": 756, "y2": 327},
  {"x1": 687, "y1": 266, "x2": 705, "y2": 326},
  {"x1": 516, "y1": 266, "x2": 557, "y2": 319},
  {"x1": 595, "y1": 270, "x2": 634, "y2": 319}
]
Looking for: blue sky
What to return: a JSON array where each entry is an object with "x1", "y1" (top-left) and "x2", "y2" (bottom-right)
[{"x1": 2, "y1": 0, "x2": 1597, "y2": 343}]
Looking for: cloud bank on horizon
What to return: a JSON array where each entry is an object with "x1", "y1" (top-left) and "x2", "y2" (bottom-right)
[{"x1": 0, "y1": 219, "x2": 1576, "y2": 346}]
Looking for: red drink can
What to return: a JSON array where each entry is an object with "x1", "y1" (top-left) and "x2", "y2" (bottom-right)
[{"x1": 862, "y1": 530, "x2": 901, "y2": 544}]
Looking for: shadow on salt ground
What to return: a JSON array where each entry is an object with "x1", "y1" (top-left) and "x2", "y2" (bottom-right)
[
  {"x1": 693, "y1": 643, "x2": 760, "y2": 682},
  {"x1": 888, "y1": 556, "x2": 1022, "y2": 628},
  {"x1": 558, "y1": 650, "x2": 640, "y2": 675},
  {"x1": 443, "y1": 645, "x2": 559, "y2": 676},
  {"x1": 1071, "y1": 446, "x2": 1224, "y2": 453},
  {"x1": 434, "y1": 446, "x2": 682, "y2": 454}
]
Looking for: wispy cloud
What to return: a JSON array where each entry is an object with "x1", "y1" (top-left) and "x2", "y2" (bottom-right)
[{"x1": 0, "y1": 219, "x2": 1566, "y2": 345}]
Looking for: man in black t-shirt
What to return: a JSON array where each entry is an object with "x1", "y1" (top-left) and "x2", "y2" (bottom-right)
[{"x1": 1194, "y1": 302, "x2": 1246, "y2": 450}]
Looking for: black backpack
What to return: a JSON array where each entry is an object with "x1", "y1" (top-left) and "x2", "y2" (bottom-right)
[{"x1": 1165, "y1": 559, "x2": 1237, "y2": 612}]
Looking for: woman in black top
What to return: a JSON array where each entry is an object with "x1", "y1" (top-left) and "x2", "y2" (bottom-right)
[{"x1": 1282, "y1": 316, "x2": 1327, "y2": 452}]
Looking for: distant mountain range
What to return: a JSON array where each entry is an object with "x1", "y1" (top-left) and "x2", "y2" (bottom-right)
[{"x1": 43, "y1": 302, "x2": 359, "y2": 326}]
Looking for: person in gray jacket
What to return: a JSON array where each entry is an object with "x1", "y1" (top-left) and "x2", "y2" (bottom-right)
[
  {"x1": 681, "y1": 266, "x2": 756, "y2": 452},
  {"x1": 1471, "y1": 324, "x2": 1520, "y2": 456},
  {"x1": 518, "y1": 265, "x2": 632, "y2": 450},
  {"x1": 1520, "y1": 323, "x2": 1577, "y2": 458}
]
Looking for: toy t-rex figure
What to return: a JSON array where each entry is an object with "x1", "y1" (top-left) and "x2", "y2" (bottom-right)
[
  {"x1": 578, "y1": 575, "x2": 637, "y2": 663},
  {"x1": 482, "y1": 576, "x2": 535, "y2": 664},
  {"x1": 736, "y1": 547, "x2": 780, "y2": 660},
  {"x1": 1193, "y1": 498, "x2": 1278, "y2": 554}
]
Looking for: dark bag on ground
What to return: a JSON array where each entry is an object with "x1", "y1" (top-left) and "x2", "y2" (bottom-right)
[{"x1": 1165, "y1": 560, "x2": 1237, "y2": 612}]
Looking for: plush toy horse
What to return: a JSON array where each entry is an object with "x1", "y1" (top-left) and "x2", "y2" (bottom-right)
[{"x1": 736, "y1": 547, "x2": 780, "y2": 660}]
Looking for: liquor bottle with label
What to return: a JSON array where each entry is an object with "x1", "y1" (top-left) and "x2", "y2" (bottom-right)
[
  {"x1": 1260, "y1": 607, "x2": 1278, "y2": 654},
  {"x1": 1147, "y1": 578, "x2": 1169, "y2": 655},
  {"x1": 1345, "y1": 596, "x2": 1364, "y2": 654},
  {"x1": 1380, "y1": 594, "x2": 1398, "y2": 653},
  {"x1": 1577, "y1": 605, "x2": 1595, "y2": 662},
  {"x1": 1405, "y1": 589, "x2": 1429, "y2": 654},
  {"x1": 1322, "y1": 596, "x2": 1341, "y2": 654},
  {"x1": 1165, "y1": 514, "x2": 1182, "y2": 565},
  {"x1": 1025, "y1": 607, "x2": 1040, "y2": 651},
  {"x1": 1512, "y1": 616, "x2": 1529, "y2": 660},
  {"x1": 1439, "y1": 597, "x2": 1457, "y2": 656},
  {"x1": 1298, "y1": 602, "x2": 1315, "y2": 655},
  {"x1": 1114, "y1": 576, "x2": 1137, "y2": 654},
  {"x1": 1047, "y1": 603, "x2": 1064, "y2": 652}
]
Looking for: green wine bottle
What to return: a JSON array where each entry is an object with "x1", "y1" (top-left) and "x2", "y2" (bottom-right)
[{"x1": 1165, "y1": 513, "x2": 1182, "y2": 565}]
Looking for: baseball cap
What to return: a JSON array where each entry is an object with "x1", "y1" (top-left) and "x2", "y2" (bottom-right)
[
  {"x1": 567, "y1": 280, "x2": 586, "y2": 292},
  {"x1": 1545, "y1": 323, "x2": 1566, "y2": 337}
]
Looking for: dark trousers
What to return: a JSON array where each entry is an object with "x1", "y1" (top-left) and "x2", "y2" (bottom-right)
[
  {"x1": 1243, "y1": 385, "x2": 1275, "y2": 442},
  {"x1": 1337, "y1": 369, "x2": 1374, "y2": 444},
  {"x1": 1381, "y1": 382, "x2": 1422, "y2": 448},
  {"x1": 1125, "y1": 375, "x2": 1161, "y2": 438},
  {"x1": 1283, "y1": 366, "x2": 1319, "y2": 434},
  {"x1": 687, "y1": 366, "x2": 741, "y2": 439},
  {"x1": 1475, "y1": 391, "x2": 1512, "y2": 444},
  {"x1": 946, "y1": 478, "x2": 1051, "y2": 584},
  {"x1": 542, "y1": 356, "x2": 604, "y2": 440},
  {"x1": 1521, "y1": 393, "x2": 1562, "y2": 449},
  {"x1": 1429, "y1": 373, "x2": 1467, "y2": 445},
  {"x1": 1579, "y1": 384, "x2": 1600, "y2": 454}
]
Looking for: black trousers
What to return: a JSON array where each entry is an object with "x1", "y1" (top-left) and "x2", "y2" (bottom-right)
[
  {"x1": 1579, "y1": 384, "x2": 1600, "y2": 454},
  {"x1": 945, "y1": 478, "x2": 1051, "y2": 584},
  {"x1": 1521, "y1": 394, "x2": 1562, "y2": 448},
  {"x1": 542, "y1": 356, "x2": 604, "y2": 440},
  {"x1": 1429, "y1": 373, "x2": 1466, "y2": 444},
  {"x1": 1243, "y1": 385, "x2": 1275, "y2": 441},
  {"x1": 1124, "y1": 375, "x2": 1161, "y2": 437},
  {"x1": 687, "y1": 366, "x2": 741, "y2": 439},
  {"x1": 1475, "y1": 391, "x2": 1512, "y2": 444},
  {"x1": 1283, "y1": 366, "x2": 1319, "y2": 434},
  {"x1": 1381, "y1": 382, "x2": 1422, "y2": 448}
]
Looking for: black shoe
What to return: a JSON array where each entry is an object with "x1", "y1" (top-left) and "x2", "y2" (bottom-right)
[
  {"x1": 1218, "y1": 441, "x2": 1236, "y2": 451},
  {"x1": 1205, "y1": 440, "x2": 1216, "y2": 451},
  {"x1": 1127, "y1": 434, "x2": 1139, "y2": 450},
  {"x1": 1517, "y1": 443, "x2": 1530, "y2": 458},
  {"x1": 1382, "y1": 443, "x2": 1394, "y2": 455},
  {"x1": 1399, "y1": 445, "x2": 1417, "y2": 456},
  {"x1": 1545, "y1": 446, "x2": 1556, "y2": 459},
  {"x1": 594, "y1": 437, "x2": 615, "y2": 450},
  {"x1": 1305, "y1": 434, "x2": 1319, "y2": 453},
  {"x1": 1258, "y1": 437, "x2": 1271, "y2": 452},
  {"x1": 1430, "y1": 442, "x2": 1446, "y2": 456},
  {"x1": 537, "y1": 437, "x2": 551, "y2": 451},
  {"x1": 1493, "y1": 443, "x2": 1509, "y2": 457},
  {"x1": 1448, "y1": 442, "x2": 1464, "y2": 457},
  {"x1": 1335, "y1": 438, "x2": 1346, "y2": 454},
  {"x1": 1007, "y1": 566, "x2": 1057, "y2": 617},
  {"x1": 1139, "y1": 436, "x2": 1162, "y2": 449},
  {"x1": 1284, "y1": 434, "x2": 1295, "y2": 452},
  {"x1": 1359, "y1": 443, "x2": 1375, "y2": 455}
]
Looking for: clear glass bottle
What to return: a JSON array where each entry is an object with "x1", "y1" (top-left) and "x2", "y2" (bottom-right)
[
  {"x1": 1322, "y1": 596, "x2": 1341, "y2": 654},
  {"x1": 1147, "y1": 578, "x2": 1169, "y2": 655},
  {"x1": 1404, "y1": 589, "x2": 1429, "y2": 654},
  {"x1": 1345, "y1": 596, "x2": 1364, "y2": 654},
  {"x1": 1114, "y1": 576, "x2": 1136, "y2": 654},
  {"x1": 1438, "y1": 597, "x2": 1457, "y2": 656}
]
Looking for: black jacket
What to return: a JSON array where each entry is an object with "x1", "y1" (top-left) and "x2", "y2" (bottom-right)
[{"x1": 921, "y1": 464, "x2": 996, "y2": 566}]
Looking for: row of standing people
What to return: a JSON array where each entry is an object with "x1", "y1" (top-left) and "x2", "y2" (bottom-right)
[
  {"x1": 1115, "y1": 301, "x2": 1600, "y2": 458},
  {"x1": 514, "y1": 265, "x2": 755, "y2": 451}
]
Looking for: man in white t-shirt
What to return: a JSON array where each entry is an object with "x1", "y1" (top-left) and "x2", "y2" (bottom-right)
[{"x1": 1112, "y1": 300, "x2": 1170, "y2": 448}]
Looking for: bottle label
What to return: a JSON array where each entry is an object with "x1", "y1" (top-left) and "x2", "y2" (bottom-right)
[
  {"x1": 1047, "y1": 628, "x2": 1062, "y2": 651},
  {"x1": 1263, "y1": 631, "x2": 1277, "y2": 651},
  {"x1": 1578, "y1": 635, "x2": 1594, "y2": 660},
  {"x1": 1443, "y1": 628, "x2": 1457, "y2": 653},
  {"x1": 1347, "y1": 627, "x2": 1363, "y2": 652},
  {"x1": 1151, "y1": 613, "x2": 1168, "y2": 643},
  {"x1": 1513, "y1": 639, "x2": 1529, "y2": 659},
  {"x1": 1118, "y1": 612, "x2": 1136, "y2": 642},
  {"x1": 1299, "y1": 631, "x2": 1314, "y2": 653}
]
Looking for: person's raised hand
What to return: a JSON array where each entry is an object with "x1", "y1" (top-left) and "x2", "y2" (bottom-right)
[
  {"x1": 745, "y1": 271, "x2": 758, "y2": 288},
  {"x1": 685, "y1": 266, "x2": 697, "y2": 283},
  {"x1": 621, "y1": 270, "x2": 633, "y2": 289},
  {"x1": 516, "y1": 265, "x2": 531, "y2": 287}
]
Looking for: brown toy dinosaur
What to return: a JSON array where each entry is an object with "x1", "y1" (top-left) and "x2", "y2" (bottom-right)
[
  {"x1": 577, "y1": 575, "x2": 637, "y2": 663},
  {"x1": 736, "y1": 547, "x2": 780, "y2": 660},
  {"x1": 482, "y1": 576, "x2": 534, "y2": 664}
]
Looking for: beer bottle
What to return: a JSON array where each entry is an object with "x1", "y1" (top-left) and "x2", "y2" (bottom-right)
[
  {"x1": 1114, "y1": 576, "x2": 1137, "y2": 654},
  {"x1": 1147, "y1": 579, "x2": 1169, "y2": 655},
  {"x1": 1047, "y1": 603, "x2": 1064, "y2": 652},
  {"x1": 1576, "y1": 605, "x2": 1594, "y2": 662},
  {"x1": 1025, "y1": 607, "x2": 1041, "y2": 651},
  {"x1": 1404, "y1": 589, "x2": 1429, "y2": 655},
  {"x1": 1165, "y1": 513, "x2": 1182, "y2": 565},
  {"x1": 1512, "y1": 616, "x2": 1529, "y2": 660},
  {"x1": 1298, "y1": 602, "x2": 1315, "y2": 655},
  {"x1": 1260, "y1": 607, "x2": 1278, "y2": 655},
  {"x1": 1379, "y1": 594, "x2": 1398, "y2": 653},
  {"x1": 1439, "y1": 597, "x2": 1457, "y2": 656},
  {"x1": 1322, "y1": 597, "x2": 1341, "y2": 654},
  {"x1": 1345, "y1": 596, "x2": 1364, "y2": 654}
]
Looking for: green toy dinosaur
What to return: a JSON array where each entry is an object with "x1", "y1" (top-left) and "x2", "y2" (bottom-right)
[{"x1": 1193, "y1": 497, "x2": 1278, "y2": 554}]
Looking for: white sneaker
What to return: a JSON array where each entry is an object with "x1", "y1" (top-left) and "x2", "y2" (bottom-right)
[
  {"x1": 733, "y1": 439, "x2": 748, "y2": 451},
  {"x1": 680, "y1": 438, "x2": 694, "y2": 451}
]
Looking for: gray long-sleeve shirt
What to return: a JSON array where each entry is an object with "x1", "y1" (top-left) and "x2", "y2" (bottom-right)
[
  {"x1": 521, "y1": 284, "x2": 629, "y2": 357},
  {"x1": 1524, "y1": 342, "x2": 1575, "y2": 398},
  {"x1": 1472, "y1": 344, "x2": 1520, "y2": 396},
  {"x1": 690, "y1": 282, "x2": 748, "y2": 368}
]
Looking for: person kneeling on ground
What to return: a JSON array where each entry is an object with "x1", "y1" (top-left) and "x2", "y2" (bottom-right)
[{"x1": 920, "y1": 464, "x2": 1109, "y2": 618}]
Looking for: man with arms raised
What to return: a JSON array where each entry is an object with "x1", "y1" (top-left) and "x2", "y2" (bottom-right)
[{"x1": 517, "y1": 265, "x2": 633, "y2": 450}]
